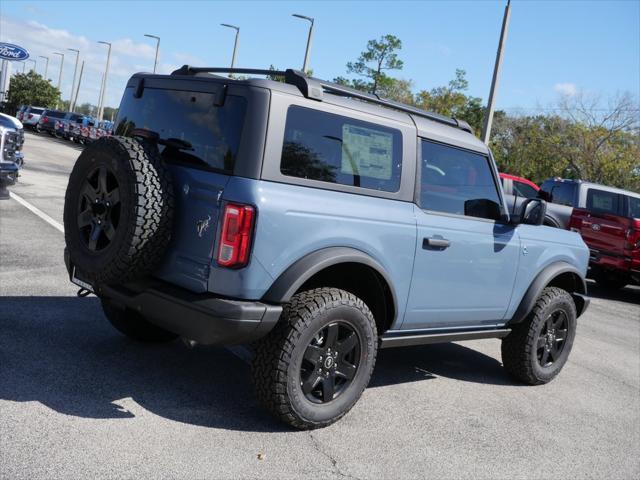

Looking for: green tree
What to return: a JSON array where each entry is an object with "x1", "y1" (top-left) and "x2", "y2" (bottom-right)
[
  {"x1": 415, "y1": 69, "x2": 485, "y2": 134},
  {"x1": 340, "y1": 34, "x2": 404, "y2": 95},
  {"x1": 5, "y1": 71, "x2": 61, "y2": 113}
]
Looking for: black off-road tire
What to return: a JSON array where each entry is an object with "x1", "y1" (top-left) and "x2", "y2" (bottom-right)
[
  {"x1": 63, "y1": 136, "x2": 173, "y2": 286},
  {"x1": 252, "y1": 288, "x2": 378, "y2": 430},
  {"x1": 501, "y1": 287, "x2": 577, "y2": 385},
  {"x1": 101, "y1": 299, "x2": 178, "y2": 343}
]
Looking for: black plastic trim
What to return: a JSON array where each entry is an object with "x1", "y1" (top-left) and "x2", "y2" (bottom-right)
[
  {"x1": 508, "y1": 261, "x2": 588, "y2": 325},
  {"x1": 262, "y1": 247, "x2": 398, "y2": 317},
  {"x1": 379, "y1": 328, "x2": 511, "y2": 349}
]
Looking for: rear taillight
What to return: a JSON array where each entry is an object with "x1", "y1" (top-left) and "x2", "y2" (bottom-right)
[
  {"x1": 625, "y1": 222, "x2": 640, "y2": 250},
  {"x1": 217, "y1": 203, "x2": 255, "y2": 268},
  {"x1": 43, "y1": 116, "x2": 49, "y2": 123}
]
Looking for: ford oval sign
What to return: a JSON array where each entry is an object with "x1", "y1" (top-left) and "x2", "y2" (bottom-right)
[{"x1": 0, "y1": 43, "x2": 30, "y2": 61}]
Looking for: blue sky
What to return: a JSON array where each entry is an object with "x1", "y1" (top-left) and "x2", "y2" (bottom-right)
[{"x1": 1, "y1": 0, "x2": 638, "y2": 110}]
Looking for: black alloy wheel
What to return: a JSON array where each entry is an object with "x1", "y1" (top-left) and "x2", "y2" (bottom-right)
[
  {"x1": 300, "y1": 321, "x2": 361, "y2": 404},
  {"x1": 536, "y1": 310, "x2": 568, "y2": 368},
  {"x1": 77, "y1": 166, "x2": 121, "y2": 252}
]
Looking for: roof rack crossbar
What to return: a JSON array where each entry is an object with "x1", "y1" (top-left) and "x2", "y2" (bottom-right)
[
  {"x1": 172, "y1": 65, "x2": 287, "y2": 77},
  {"x1": 170, "y1": 65, "x2": 473, "y2": 133}
]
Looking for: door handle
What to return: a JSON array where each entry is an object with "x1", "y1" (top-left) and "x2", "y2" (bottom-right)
[{"x1": 423, "y1": 236, "x2": 451, "y2": 250}]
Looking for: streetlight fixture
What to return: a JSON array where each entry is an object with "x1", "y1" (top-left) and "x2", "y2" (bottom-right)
[
  {"x1": 97, "y1": 41, "x2": 112, "y2": 121},
  {"x1": 144, "y1": 34, "x2": 160, "y2": 73},
  {"x1": 39, "y1": 55, "x2": 49, "y2": 80},
  {"x1": 68, "y1": 48, "x2": 80, "y2": 112},
  {"x1": 220, "y1": 24, "x2": 240, "y2": 70},
  {"x1": 292, "y1": 14, "x2": 314, "y2": 73},
  {"x1": 52, "y1": 52, "x2": 64, "y2": 91}
]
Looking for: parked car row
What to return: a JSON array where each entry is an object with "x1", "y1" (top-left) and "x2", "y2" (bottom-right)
[
  {"x1": 15, "y1": 105, "x2": 114, "y2": 145},
  {"x1": 499, "y1": 172, "x2": 639, "y2": 290}
]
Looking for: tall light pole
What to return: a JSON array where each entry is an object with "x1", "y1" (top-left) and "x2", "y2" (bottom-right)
[
  {"x1": 220, "y1": 24, "x2": 240, "y2": 70},
  {"x1": 73, "y1": 60, "x2": 85, "y2": 110},
  {"x1": 481, "y1": 0, "x2": 512, "y2": 144},
  {"x1": 144, "y1": 34, "x2": 160, "y2": 73},
  {"x1": 292, "y1": 14, "x2": 314, "y2": 74},
  {"x1": 97, "y1": 41, "x2": 112, "y2": 121},
  {"x1": 39, "y1": 55, "x2": 49, "y2": 80},
  {"x1": 52, "y1": 51, "x2": 64, "y2": 91},
  {"x1": 68, "y1": 48, "x2": 80, "y2": 112},
  {"x1": 27, "y1": 59, "x2": 36, "y2": 73}
]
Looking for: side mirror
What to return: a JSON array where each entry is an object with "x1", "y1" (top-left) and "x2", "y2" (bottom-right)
[{"x1": 512, "y1": 198, "x2": 547, "y2": 226}]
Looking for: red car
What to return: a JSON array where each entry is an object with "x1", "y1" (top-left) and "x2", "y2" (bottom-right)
[{"x1": 499, "y1": 173, "x2": 540, "y2": 198}]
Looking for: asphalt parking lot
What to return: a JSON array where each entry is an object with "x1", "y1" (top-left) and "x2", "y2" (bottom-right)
[{"x1": 1, "y1": 131, "x2": 639, "y2": 479}]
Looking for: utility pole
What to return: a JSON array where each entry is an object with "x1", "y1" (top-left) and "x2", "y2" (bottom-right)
[
  {"x1": 221, "y1": 24, "x2": 240, "y2": 69},
  {"x1": 97, "y1": 41, "x2": 112, "y2": 121},
  {"x1": 53, "y1": 52, "x2": 64, "y2": 90},
  {"x1": 481, "y1": 0, "x2": 511, "y2": 144},
  {"x1": 39, "y1": 55, "x2": 49, "y2": 80},
  {"x1": 74, "y1": 60, "x2": 85, "y2": 112},
  {"x1": 144, "y1": 34, "x2": 160, "y2": 73},
  {"x1": 292, "y1": 14, "x2": 315, "y2": 73},
  {"x1": 68, "y1": 48, "x2": 80, "y2": 112}
]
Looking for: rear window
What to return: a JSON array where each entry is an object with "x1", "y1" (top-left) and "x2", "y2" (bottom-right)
[
  {"x1": 115, "y1": 88, "x2": 247, "y2": 173},
  {"x1": 30, "y1": 108, "x2": 44, "y2": 114},
  {"x1": 627, "y1": 196, "x2": 640, "y2": 219},
  {"x1": 46, "y1": 111, "x2": 66, "y2": 118},
  {"x1": 513, "y1": 180, "x2": 538, "y2": 199},
  {"x1": 548, "y1": 183, "x2": 575, "y2": 206},
  {"x1": 280, "y1": 105, "x2": 402, "y2": 192},
  {"x1": 587, "y1": 188, "x2": 620, "y2": 215}
]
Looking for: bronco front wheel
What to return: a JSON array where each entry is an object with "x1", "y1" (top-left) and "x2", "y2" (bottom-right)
[
  {"x1": 252, "y1": 288, "x2": 378, "y2": 429},
  {"x1": 501, "y1": 287, "x2": 577, "y2": 385}
]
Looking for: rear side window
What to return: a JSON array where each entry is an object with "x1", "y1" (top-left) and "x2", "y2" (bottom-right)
[
  {"x1": 587, "y1": 189, "x2": 620, "y2": 215},
  {"x1": 549, "y1": 183, "x2": 575, "y2": 206},
  {"x1": 628, "y1": 196, "x2": 640, "y2": 219},
  {"x1": 420, "y1": 140, "x2": 502, "y2": 220},
  {"x1": 513, "y1": 180, "x2": 538, "y2": 199},
  {"x1": 280, "y1": 105, "x2": 402, "y2": 192},
  {"x1": 115, "y1": 88, "x2": 247, "y2": 173}
]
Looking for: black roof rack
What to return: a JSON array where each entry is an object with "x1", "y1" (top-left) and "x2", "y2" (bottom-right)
[{"x1": 171, "y1": 65, "x2": 473, "y2": 134}]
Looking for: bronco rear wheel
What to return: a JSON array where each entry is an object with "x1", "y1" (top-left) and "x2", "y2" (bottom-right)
[
  {"x1": 252, "y1": 288, "x2": 377, "y2": 429},
  {"x1": 63, "y1": 136, "x2": 173, "y2": 286}
]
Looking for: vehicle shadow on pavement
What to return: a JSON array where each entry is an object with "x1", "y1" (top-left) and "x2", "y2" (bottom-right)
[
  {"x1": 370, "y1": 342, "x2": 518, "y2": 388},
  {"x1": 0, "y1": 296, "x2": 516, "y2": 432},
  {"x1": 586, "y1": 281, "x2": 639, "y2": 305}
]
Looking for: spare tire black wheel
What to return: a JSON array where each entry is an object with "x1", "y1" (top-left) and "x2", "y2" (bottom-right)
[{"x1": 64, "y1": 136, "x2": 174, "y2": 286}]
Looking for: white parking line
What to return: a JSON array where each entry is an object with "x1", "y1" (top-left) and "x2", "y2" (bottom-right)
[{"x1": 9, "y1": 191, "x2": 65, "y2": 233}]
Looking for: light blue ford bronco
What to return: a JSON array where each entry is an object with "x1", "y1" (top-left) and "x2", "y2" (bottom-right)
[{"x1": 63, "y1": 67, "x2": 590, "y2": 429}]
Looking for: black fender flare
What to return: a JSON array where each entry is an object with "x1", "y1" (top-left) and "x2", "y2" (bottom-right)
[
  {"x1": 508, "y1": 261, "x2": 588, "y2": 325},
  {"x1": 262, "y1": 247, "x2": 398, "y2": 314}
]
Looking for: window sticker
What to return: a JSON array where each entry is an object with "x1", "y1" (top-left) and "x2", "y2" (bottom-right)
[{"x1": 341, "y1": 124, "x2": 393, "y2": 180}]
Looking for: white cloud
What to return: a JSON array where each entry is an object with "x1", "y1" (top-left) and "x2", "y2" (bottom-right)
[
  {"x1": 0, "y1": 16, "x2": 160, "y2": 108},
  {"x1": 554, "y1": 82, "x2": 578, "y2": 97}
]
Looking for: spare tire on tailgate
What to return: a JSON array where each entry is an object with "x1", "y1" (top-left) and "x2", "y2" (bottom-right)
[{"x1": 63, "y1": 136, "x2": 174, "y2": 285}]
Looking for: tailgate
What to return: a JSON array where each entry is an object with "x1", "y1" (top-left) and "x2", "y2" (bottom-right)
[{"x1": 155, "y1": 166, "x2": 230, "y2": 292}]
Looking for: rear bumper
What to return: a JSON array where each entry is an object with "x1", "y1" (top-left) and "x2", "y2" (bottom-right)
[
  {"x1": 65, "y1": 253, "x2": 282, "y2": 346},
  {"x1": 590, "y1": 249, "x2": 639, "y2": 278},
  {"x1": 100, "y1": 281, "x2": 283, "y2": 345}
]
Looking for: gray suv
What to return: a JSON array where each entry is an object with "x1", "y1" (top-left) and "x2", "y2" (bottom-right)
[{"x1": 63, "y1": 67, "x2": 590, "y2": 429}]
